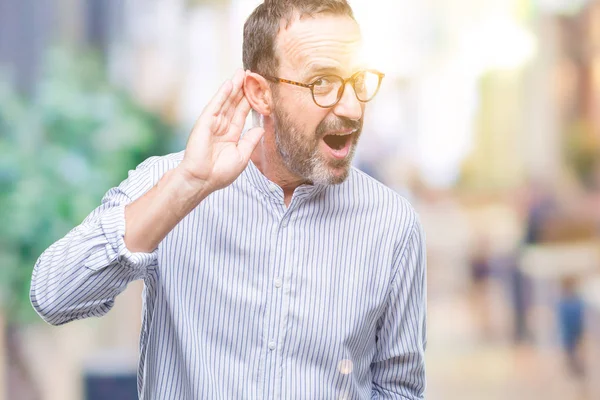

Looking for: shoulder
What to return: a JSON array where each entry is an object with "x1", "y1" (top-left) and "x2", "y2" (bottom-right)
[
  {"x1": 342, "y1": 167, "x2": 420, "y2": 227},
  {"x1": 318, "y1": 167, "x2": 423, "y2": 251},
  {"x1": 335, "y1": 168, "x2": 425, "y2": 277},
  {"x1": 134, "y1": 151, "x2": 185, "y2": 175},
  {"x1": 127, "y1": 151, "x2": 186, "y2": 184},
  {"x1": 114, "y1": 151, "x2": 185, "y2": 200}
]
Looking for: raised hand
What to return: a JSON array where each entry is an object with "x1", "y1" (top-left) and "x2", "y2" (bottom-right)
[{"x1": 177, "y1": 69, "x2": 264, "y2": 193}]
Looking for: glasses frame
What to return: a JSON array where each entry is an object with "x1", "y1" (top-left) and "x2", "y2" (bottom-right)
[{"x1": 264, "y1": 69, "x2": 385, "y2": 108}]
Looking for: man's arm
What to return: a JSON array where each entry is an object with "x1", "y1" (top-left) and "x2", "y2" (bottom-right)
[
  {"x1": 125, "y1": 69, "x2": 263, "y2": 253},
  {"x1": 30, "y1": 69, "x2": 264, "y2": 325},
  {"x1": 30, "y1": 157, "x2": 164, "y2": 325},
  {"x1": 372, "y1": 218, "x2": 427, "y2": 399}
]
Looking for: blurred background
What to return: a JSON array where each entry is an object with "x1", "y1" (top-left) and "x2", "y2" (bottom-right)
[{"x1": 1, "y1": 0, "x2": 600, "y2": 399}]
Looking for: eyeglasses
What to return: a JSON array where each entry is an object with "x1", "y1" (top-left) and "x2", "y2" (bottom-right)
[{"x1": 264, "y1": 69, "x2": 385, "y2": 108}]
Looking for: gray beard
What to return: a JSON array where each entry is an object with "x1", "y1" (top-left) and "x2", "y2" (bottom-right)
[{"x1": 272, "y1": 106, "x2": 362, "y2": 185}]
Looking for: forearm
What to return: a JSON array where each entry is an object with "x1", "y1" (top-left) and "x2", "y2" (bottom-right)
[{"x1": 124, "y1": 166, "x2": 211, "y2": 253}]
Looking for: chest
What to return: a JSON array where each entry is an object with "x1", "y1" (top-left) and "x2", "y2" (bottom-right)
[{"x1": 157, "y1": 195, "x2": 395, "y2": 355}]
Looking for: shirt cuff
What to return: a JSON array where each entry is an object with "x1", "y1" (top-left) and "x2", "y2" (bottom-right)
[{"x1": 100, "y1": 204, "x2": 158, "y2": 270}]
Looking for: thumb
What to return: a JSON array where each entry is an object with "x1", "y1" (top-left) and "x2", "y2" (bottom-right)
[{"x1": 237, "y1": 127, "x2": 265, "y2": 162}]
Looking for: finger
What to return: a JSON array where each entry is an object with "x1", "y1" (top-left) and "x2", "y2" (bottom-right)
[
  {"x1": 227, "y1": 69, "x2": 245, "y2": 101},
  {"x1": 208, "y1": 69, "x2": 244, "y2": 116},
  {"x1": 224, "y1": 81, "x2": 246, "y2": 123},
  {"x1": 207, "y1": 80, "x2": 234, "y2": 117},
  {"x1": 237, "y1": 127, "x2": 265, "y2": 162},
  {"x1": 219, "y1": 69, "x2": 245, "y2": 118},
  {"x1": 215, "y1": 77, "x2": 246, "y2": 134},
  {"x1": 216, "y1": 96, "x2": 248, "y2": 139},
  {"x1": 229, "y1": 96, "x2": 252, "y2": 133}
]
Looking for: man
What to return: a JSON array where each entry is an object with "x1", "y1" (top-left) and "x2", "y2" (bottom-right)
[{"x1": 31, "y1": 0, "x2": 427, "y2": 398}]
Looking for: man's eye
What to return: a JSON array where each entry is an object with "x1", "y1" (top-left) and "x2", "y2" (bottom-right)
[{"x1": 314, "y1": 76, "x2": 340, "y2": 86}]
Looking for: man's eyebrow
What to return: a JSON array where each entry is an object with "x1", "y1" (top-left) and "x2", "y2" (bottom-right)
[
  {"x1": 306, "y1": 65, "x2": 342, "y2": 76},
  {"x1": 305, "y1": 64, "x2": 368, "y2": 78}
]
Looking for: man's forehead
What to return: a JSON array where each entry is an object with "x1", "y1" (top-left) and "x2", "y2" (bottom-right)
[{"x1": 275, "y1": 14, "x2": 362, "y2": 73}]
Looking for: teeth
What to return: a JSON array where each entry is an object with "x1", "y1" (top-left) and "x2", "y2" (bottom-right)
[{"x1": 330, "y1": 132, "x2": 353, "y2": 136}]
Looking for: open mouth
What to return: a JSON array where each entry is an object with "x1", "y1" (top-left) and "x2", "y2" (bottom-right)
[
  {"x1": 323, "y1": 133, "x2": 353, "y2": 151},
  {"x1": 321, "y1": 131, "x2": 355, "y2": 160}
]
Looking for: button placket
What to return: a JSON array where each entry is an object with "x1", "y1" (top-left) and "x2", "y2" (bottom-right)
[
  {"x1": 260, "y1": 224, "x2": 283, "y2": 396},
  {"x1": 273, "y1": 225, "x2": 296, "y2": 400},
  {"x1": 264, "y1": 204, "x2": 297, "y2": 396}
]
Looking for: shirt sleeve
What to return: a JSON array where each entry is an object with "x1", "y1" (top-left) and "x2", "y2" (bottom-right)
[
  {"x1": 30, "y1": 156, "x2": 164, "y2": 326},
  {"x1": 371, "y1": 217, "x2": 427, "y2": 399}
]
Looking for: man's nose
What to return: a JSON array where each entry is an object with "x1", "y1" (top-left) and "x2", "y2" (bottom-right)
[{"x1": 332, "y1": 83, "x2": 363, "y2": 121}]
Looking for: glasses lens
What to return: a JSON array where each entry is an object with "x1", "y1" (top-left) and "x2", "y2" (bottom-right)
[
  {"x1": 311, "y1": 75, "x2": 344, "y2": 107},
  {"x1": 354, "y1": 71, "x2": 382, "y2": 102}
]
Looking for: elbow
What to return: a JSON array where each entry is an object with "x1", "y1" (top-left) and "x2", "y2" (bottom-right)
[
  {"x1": 30, "y1": 284, "x2": 65, "y2": 326},
  {"x1": 29, "y1": 275, "x2": 76, "y2": 326},
  {"x1": 30, "y1": 275, "x2": 114, "y2": 326}
]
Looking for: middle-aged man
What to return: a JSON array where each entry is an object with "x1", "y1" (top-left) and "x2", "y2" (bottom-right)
[{"x1": 31, "y1": 0, "x2": 427, "y2": 398}]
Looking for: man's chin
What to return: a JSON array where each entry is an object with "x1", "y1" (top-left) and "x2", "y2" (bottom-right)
[
  {"x1": 328, "y1": 170, "x2": 351, "y2": 185},
  {"x1": 310, "y1": 162, "x2": 352, "y2": 185}
]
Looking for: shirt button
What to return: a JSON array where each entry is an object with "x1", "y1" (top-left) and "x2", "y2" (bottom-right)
[
  {"x1": 269, "y1": 184, "x2": 278, "y2": 192},
  {"x1": 268, "y1": 341, "x2": 276, "y2": 351},
  {"x1": 274, "y1": 277, "x2": 283, "y2": 288}
]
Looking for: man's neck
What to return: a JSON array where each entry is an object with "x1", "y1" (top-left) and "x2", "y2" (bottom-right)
[{"x1": 250, "y1": 131, "x2": 309, "y2": 206}]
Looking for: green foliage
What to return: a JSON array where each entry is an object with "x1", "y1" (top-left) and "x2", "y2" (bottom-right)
[{"x1": 0, "y1": 48, "x2": 174, "y2": 323}]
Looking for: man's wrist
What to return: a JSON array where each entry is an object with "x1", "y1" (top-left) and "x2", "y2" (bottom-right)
[{"x1": 162, "y1": 167, "x2": 213, "y2": 218}]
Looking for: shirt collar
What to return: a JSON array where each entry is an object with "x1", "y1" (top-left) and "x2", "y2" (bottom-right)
[{"x1": 242, "y1": 160, "x2": 327, "y2": 202}]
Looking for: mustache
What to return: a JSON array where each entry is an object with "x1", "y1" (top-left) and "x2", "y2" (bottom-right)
[{"x1": 316, "y1": 117, "x2": 362, "y2": 137}]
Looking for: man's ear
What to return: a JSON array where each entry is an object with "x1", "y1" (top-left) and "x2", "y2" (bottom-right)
[{"x1": 244, "y1": 71, "x2": 273, "y2": 117}]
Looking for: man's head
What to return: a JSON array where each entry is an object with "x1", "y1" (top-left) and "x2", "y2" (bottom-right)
[{"x1": 243, "y1": 0, "x2": 381, "y2": 185}]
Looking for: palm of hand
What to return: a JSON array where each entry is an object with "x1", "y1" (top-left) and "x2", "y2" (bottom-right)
[{"x1": 179, "y1": 69, "x2": 264, "y2": 192}]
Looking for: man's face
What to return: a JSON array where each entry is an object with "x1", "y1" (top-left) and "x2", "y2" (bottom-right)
[{"x1": 271, "y1": 14, "x2": 365, "y2": 185}]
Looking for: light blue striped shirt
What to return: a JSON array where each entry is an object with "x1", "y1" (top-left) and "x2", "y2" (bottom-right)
[{"x1": 31, "y1": 151, "x2": 427, "y2": 399}]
